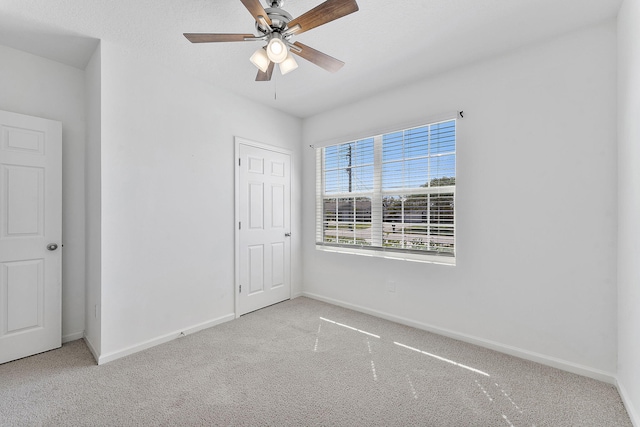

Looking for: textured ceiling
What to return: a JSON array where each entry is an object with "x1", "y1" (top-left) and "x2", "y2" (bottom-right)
[{"x1": 0, "y1": 0, "x2": 622, "y2": 118}]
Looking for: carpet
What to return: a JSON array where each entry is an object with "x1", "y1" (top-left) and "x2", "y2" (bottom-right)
[{"x1": 0, "y1": 297, "x2": 632, "y2": 426}]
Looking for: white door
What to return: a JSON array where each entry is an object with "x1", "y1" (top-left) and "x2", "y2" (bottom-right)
[
  {"x1": 236, "y1": 140, "x2": 291, "y2": 316},
  {"x1": 0, "y1": 110, "x2": 62, "y2": 365}
]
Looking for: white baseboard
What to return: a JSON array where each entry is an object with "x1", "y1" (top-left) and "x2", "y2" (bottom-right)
[
  {"x1": 617, "y1": 379, "x2": 640, "y2": 427},
  {"x1": 83, "y1": 335, "x2": 100, "y2": 365},
  {"x1": 62, "y1": 331, "x2": 84, "y2": 343},
  {"x1": 96, "y1": 313, "x2": 235, "y2": 365},
  {"x1": 302, "y1": 292, "x2": 616, "y2": 384}
]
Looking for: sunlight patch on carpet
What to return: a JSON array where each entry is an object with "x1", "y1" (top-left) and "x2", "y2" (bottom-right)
[
  {"x1": 394, "y1": 341, "x2": 490, "y2": 377},
  {"x1": 319, "y1": 317, "x2": 380, "y2": 339}
]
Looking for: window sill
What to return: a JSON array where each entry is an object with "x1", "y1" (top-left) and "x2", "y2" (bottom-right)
[{"x1": 315, "y1": 244, "x2": 456, "y2": 266}]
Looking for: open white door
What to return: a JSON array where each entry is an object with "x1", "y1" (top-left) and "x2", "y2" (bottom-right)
[
  {"x1": 236, "y1": 139, "x2": 291, "y2": 316},
  {"x1": 0, "y1": 110, "x2": 62, "y2": 364}
]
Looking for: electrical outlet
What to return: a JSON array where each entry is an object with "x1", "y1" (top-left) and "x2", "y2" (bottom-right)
[{"x1": 386, "y1": 280, "x2": 396, "y2": 293}]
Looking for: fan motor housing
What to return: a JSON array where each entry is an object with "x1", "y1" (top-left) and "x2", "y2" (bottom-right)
[{"x1": 255, "y1": 7, "x2": 292, "y2": 33}]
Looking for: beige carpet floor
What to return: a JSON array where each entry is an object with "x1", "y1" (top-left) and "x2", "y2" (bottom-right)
[{"x1": 0, "y1": 297, "x2": 632, "y2": 426}]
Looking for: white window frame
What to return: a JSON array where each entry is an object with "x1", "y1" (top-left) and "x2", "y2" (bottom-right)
[{"x1": 315, "y1": 115, "x2": 457, "y2": 265}]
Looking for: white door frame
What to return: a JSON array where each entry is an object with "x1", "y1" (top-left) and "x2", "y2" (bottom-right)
[{"x1": 234, "y1": 137, "x2": 292, "y2": 318}]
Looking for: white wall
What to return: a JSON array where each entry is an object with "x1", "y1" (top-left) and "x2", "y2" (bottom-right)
[
  {"x1": 617, "y1": 0, "x2": 640, "y2": 423},
  {"x1": 96, "y1": 42, "x2": 303, "y2": 361},
  {"x1": 302, "y1": 22, "x2": 618, "y2": 379},
  {"x1": 0, "y1": 44, "x2": 86, "y2": 342},
  {"x1": 84, "y1": 44, "x2": 102, "y2": 356}
]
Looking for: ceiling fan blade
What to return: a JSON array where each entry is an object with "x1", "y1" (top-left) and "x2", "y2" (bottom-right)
[
  {"x1": 291, "y1": 42, "x2": 345, "y2": 73},
  {"x1": 256, "y1": 62, "x2": 275, "y2": 81},
  {"x1": 184, "y1": 33, "x2": 255, "y2": 43},
  {"x1": 240, "y1": 0, "x2": 272, "y2": 26},
  {"x1": 287, "y1": 0, "x2": 359, "y2": 35}
]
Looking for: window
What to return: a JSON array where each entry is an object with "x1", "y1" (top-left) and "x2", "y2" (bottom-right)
[{"x1": 315, "y1": 118, "x2": 456, "y2": 264}]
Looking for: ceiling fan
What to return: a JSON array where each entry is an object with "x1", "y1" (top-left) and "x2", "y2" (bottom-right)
[{"x1": 184, "y1": 0, "x2": 359, "y2": 81}]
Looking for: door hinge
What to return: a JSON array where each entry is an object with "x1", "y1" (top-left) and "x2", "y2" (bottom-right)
[
  {"x1": 239, "y1": 285, "x2": 242, "y2": 293},
  {"x1": 239, "y1": 221, "x2": 242, "y2": 230},
  {"x1": 239, "y1": 158, "x2": 241, "y2": 166}
]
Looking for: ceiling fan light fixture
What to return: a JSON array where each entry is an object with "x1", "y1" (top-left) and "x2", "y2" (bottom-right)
[
  {"x1": 250, "y1": 48, "x2": 270, "y2": 72},
  {"x1": 184, "y1": 0, "x2": 360, "y2": 82},
  {"x1": 266, "y1": 37, "x2": 288, "y2": 63},
  {"x1": 279, "y1": 53, "x2": 298, "y2": 75}
]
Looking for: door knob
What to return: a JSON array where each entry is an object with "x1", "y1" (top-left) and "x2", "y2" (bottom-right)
[
  {"x1": 285, "y1": 233, "x2": 291, "y2": 237},
  {"x1": 47, "y1": 243, "x2": 58, "y2": 251}
]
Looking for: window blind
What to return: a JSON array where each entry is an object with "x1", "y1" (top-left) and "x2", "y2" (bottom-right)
[{"x1": 315, "y1": 118, "x2": 456, "y2": 260}]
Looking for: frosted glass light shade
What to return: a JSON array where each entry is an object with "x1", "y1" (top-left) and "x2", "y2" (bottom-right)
[
  {"x1": 267, "y1": 38, "x2": 288, "y2": 63},
  {"x1": 279, "y1": 53, "x2": 298, "y2": 75},
  {"x1": 250, "y1": 48, "x2": 270, "y2": 73}
]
